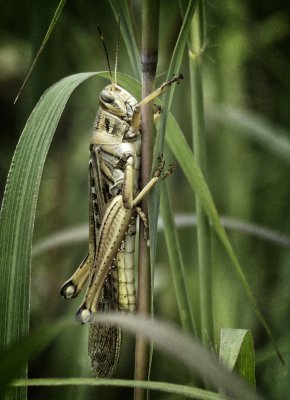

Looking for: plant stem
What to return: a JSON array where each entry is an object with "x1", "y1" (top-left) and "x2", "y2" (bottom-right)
[
  {"x1": 134, "y1": 1, "x2": 159, "y2": 399},
  {"x1": 189, "y1": 1, "x2": 214, "y2": 347},
  {"x1": 161, "y1": 183, "x2": 197, "y2": 336}
]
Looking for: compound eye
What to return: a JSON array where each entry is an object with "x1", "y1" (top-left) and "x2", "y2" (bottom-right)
[{"x1": 100, "y1": 90, "x2": 114, "y2": 103}]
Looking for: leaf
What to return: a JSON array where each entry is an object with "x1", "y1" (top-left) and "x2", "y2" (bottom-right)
[
  {"x1": 149, "y1": 0, "x2": 198, "y2": 264},
  {"x1": 109, "y1": 0, "x2": 141, "y2": 80},
  {"x1": 156, "y1": 0, "x2": 198, "y2": 152},
  {"x1": 12, "y1": 378, "x2": 225, "y2": 400},
  {"x1": 14, "y1": 0, "x2": 67, "y2": 103},
  {"x1": 0, "y1": 72, "x2": 96, "y2": 356},
  {"x1": 160, "y1": 183, "x2": 197, "y2": 336},
  {"x1": 219, "y1": 328, "x2": 256, "y2": 387}
]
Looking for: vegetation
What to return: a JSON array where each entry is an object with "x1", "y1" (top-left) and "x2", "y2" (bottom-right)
[{"x1": 0, "y1": 1, "x2": 289, "y2": 399}]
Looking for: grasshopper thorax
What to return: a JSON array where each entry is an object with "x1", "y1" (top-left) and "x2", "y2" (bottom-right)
[{"x1": 99, "y1": 84, "x2": 137, "y2": 120}]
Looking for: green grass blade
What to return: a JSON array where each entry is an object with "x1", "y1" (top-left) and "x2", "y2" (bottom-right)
[
  {"x1": 12, "y1": 378, "x2": 226, "y2": 400},
  {"x1": 156, "y1": 0, "x2": 198, "y2": 152},
  {"x1": 0, "y1": 72, "x2": 95, "y2": 354},
  {"x1": 160, "y1": 183, "x2": 197, "y2": 336},
  {"x1": 150, "y1": 0, "x2": 198, "y2": 271},
  {"x1": 109, "y1": 0, "x2": 141, "y2": 80},
  {"x1": 187, "y1": 0, "x2": 213, "y2": 349},
  {"x1": 219, "y1": 328, "x2": 256, "y2": 387},
  {"x1": 14, "y1": 0, "x2": 67, "y2": 103},
  {"x1": 165, "y1": 112, "x2": 283, "y2": 364}
]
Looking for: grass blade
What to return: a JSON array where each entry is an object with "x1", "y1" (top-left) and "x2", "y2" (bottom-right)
[
  {"x1": 109, "y1": 0, "x2": 141, "y2": 80},
  {"x1": 149, "y1": 0, "x2": 198, "y2": 275},
  {"x1": 219, "y1": 328, "x2": 256, "y2": 387},
  {"x1": 187, "y1": 0, "x2": 213, "y2": 348},
  {"x1": 160, "y1": 183, "x2": 197, "y2": 336},
  {"x1": 155, "y1": 0, "x2": 198, "y2": 152},
  {"x1": 14, "y1": 0, "x2": 67, "y2": 103},
  {"x1": 11, "y1": 378, "x2": 226, "y2": 400},
  {"x1": 1, "y1": 72, "x2": 95, "y2": 354}
]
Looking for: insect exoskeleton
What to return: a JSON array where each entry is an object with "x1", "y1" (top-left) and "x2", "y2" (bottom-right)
[
  {"x1": 60, "y1": 71, "x2": 182, "y2": 377},
  {"x1": 75, "y1": 194, "x2": 134, "y2": 324},
  {"x1": 99, "y1": 84, "x2": 138, "y2": 120}
]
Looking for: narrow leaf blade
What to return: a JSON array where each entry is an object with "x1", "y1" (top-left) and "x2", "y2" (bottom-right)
[{"x1": 219, "y1": 328, "x2": 256, "y2": 387}]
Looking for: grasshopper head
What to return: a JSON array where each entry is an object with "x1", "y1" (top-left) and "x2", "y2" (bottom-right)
[{"x1": 99, "y1": 84, "x2": 137, "y2": 119}]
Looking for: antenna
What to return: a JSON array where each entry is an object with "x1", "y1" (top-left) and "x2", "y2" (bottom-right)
[
  {"x1": 97, "y1": 25, "x2": 113, "y2": 83},
  {"x1": 114, "y1": 14, "x2": 121, "y2": 85}
]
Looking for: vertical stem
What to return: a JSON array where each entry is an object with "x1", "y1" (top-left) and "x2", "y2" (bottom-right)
[
  {"x1": 161, "y1": 184, "x2": 197, "y2": 336},
  {"x1": 189, "y1": 1, "x2": 214, "y2": 347},
  {"x1": 134, "y1": 1, "x2": 159, "y2": 399}
]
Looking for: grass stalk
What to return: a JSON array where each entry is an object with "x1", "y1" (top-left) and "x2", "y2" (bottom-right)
[
  {"x1": 134, "y1": 1, "x2": 159, "y2": 399},
  {"x1": 188, "y1": 1, "x2": 214, "y2": 346},
  {"x1": 160, "y1": 184, "x2": 197, "y2": 336}
]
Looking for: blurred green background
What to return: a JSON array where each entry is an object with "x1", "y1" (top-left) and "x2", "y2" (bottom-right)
[{"x1": 1, "y1": 0, "x2": 290, "y2": 399}]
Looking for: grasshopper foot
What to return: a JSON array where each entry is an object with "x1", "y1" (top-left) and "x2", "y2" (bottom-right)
[
  {"x1": 60, "y1": 280, "x2": 77, "y2": 299},
  {"x1": 160, "y1": 73, "x2": 184, "y2": 92},
  {"x1": 76, "y1": 305, "x2": 92, "y2": 324},
  {"x1": 153, "y1": 104, "x2": 162, "y2": 122},
  {"x1": 153, "y1": 104, "x2": 162, "y2": 114},
  {"x1": 154, "y1": 154, "x2": 165, "y2": 178},
  {"x1": 162, "y1": 163, "x2": 175, "y2": 180},
  {"x1": 153, "y1": 156, "x2": 174, "y2": 180}
]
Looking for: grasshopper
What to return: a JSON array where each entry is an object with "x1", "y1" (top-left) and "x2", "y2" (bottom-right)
[{"x1": 60, "y1": 29, "x2": 183, "y2": 378}]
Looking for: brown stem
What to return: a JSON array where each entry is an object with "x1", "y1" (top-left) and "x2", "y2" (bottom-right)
[{"x1": 134, "y1": 1, "x2": 159, "y2": 399}]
